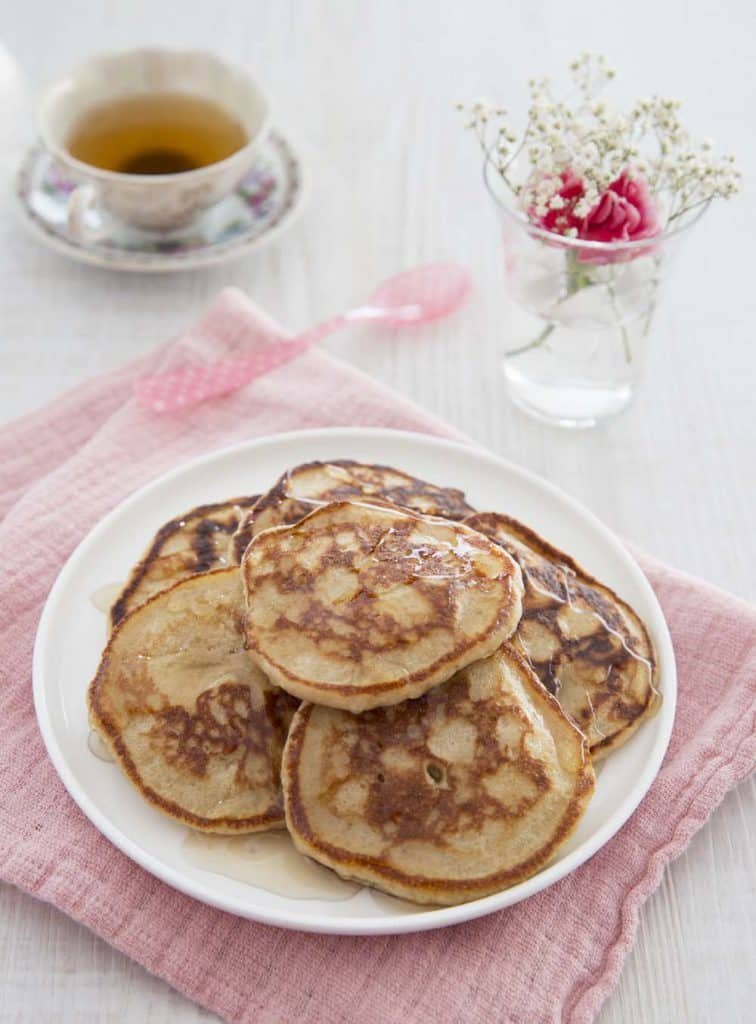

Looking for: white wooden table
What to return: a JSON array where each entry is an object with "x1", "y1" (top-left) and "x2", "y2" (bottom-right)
[{"x1": 1, "y1": 2, "x2": 754, "y2": 1021}]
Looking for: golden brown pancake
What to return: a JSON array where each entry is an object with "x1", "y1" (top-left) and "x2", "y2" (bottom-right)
[
  {"x1": 232, "y1": 460, "x2": 476, "y2": 561},
  {"x1": 111, "y1": 496, "x2": 259, "y2": 629},
  {"x1": 464, "y1": 512, "x2": 658, "y2": 758},
  {"x1": 283, "y1": 646, "x2": 594, "y2": 905},
  {"x1": 89, "y1": 569, "x2": 298, "y2": 833},
  {"x1": 243, "y1": 500, "x2": 524, "y2": 711}
]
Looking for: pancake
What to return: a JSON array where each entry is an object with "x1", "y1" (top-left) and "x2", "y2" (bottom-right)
[
  {"x1": 283, "y1": 646, "x2": 594, "y2": 905},
  {"x1": 232, "y1": 460, "x2": 476, "y2": 561},
  {"x1": 464, "y1": 512, "x2": 658, "y2": 758},
  {"x1": 111, "y1": 495, "x2": 259, "y2": 629},
  {"x1": 89, "y1": 568, "x2": 298, "y2": 833},
  {"x1": 242, "y1": 500, "x2": 524, "y2": 711}
]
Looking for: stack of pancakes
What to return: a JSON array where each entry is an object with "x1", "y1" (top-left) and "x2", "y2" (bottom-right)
[{"x1": 89, "y1": 460, "x2": 659, "y2": 905}]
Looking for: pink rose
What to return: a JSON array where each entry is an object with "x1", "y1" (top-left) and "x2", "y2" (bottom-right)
[
  {"x1": 581, "y1": 172, "x2": 659, "y2": 244},
  {"x1": 531, "y1": 169, "x2": 660, "y2": 261}
]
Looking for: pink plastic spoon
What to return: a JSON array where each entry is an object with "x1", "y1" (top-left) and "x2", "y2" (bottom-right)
[{"x1": 136, "y1": 263, "x2": 473, "y2": 413}]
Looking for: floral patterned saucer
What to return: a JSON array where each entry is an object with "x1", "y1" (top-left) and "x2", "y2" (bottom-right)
[{"x1": 14, "y1": 131, "x2": 307, "y2": 272}]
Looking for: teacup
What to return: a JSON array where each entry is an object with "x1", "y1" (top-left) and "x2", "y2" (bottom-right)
[{"x1": 38, "y1": 48, "x2": 271, "y2": 237}]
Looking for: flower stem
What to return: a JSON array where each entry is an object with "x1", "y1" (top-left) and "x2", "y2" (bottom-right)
[
  {"x1": 505, "y1": 322, "x2": 555, "y2": 358},
  {"x1": 667, "y1": 197, "x2": 711, "y2": 223},
  {"x1": 620, "y1": 324, "x2": 632, "y2": 363},
  {"x1": 565, "y1": 250, "x2": 594, "y2": 294},
  {"x1": 507, "y1": 252, "x2": 596, "y2": 360},
  {"x1": 607, "y1": 280, "x2": 632, "y2": 364}
]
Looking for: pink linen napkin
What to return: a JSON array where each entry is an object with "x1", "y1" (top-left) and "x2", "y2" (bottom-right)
[{"x1": 0, "y1": 289, "x2": 753, "y2": 1024}]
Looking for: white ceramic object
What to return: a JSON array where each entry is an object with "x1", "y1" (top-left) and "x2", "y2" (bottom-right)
[
  {"x1": 37, "y1": 48, "x2": 271, "y2": 234},
  {"x1": 33, "y1": 428, "x2": 676, "y2": 936},
  {"x1": 15, "y1": 131, "x2": 306, "y2": 272}
]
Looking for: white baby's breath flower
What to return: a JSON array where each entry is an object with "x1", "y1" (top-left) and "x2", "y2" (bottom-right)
[{"x1": 459, "y1": 53, "x2": 740, "y2": 235}]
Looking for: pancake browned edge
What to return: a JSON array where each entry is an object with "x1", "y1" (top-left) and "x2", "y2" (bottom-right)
[
  {"x1": 282, "y1": 646, "x2": 595, "y2": 905},
  {"x1": 232, "y1": 460, "x2": 476, "y2": 562},
  {"x1": 242, "y1": 500, "x2": 523, "y2": 711},
  {"x1": 465, "y1": 512, "x2": 659, "y2": 759},
  {"x1": 89, "y1": 569, "x2": 298, "y2": 834},
  {"x1": 110, "y1": 495, "x2": 259, "y2": 629}
]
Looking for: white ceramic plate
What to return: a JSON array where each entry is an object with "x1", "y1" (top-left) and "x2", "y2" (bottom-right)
[{"x1": 33, "y1": 428, "x2": 675, "y2": 935}]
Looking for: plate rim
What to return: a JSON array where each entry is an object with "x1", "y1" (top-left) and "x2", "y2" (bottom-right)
[
  {"x1": 32, "y1": 427, "x2": 677, "y2": 935},
  {"x1": 13, "y1": 130, "x2": 309, "y2": 273}
]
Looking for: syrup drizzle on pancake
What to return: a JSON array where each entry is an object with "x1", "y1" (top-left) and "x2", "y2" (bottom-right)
[
  {"x1": 87, "y1": 728, "x2": 115, "y2": 762},
  {"x1": 243, "y1": 500, "x2": 523, "y2": 711},
  {"x1": 182, "y1": 830, "x2": 361, "y2": 900},
  {"x1": 90, "y1": 583, "x2": 124, "y2": 614},
  {"x1": 233, "y1": 460, "x2": 476, "y2": 561},
  {"x1": 464, "y1": 512, "x2": 659, "y2": 757}
]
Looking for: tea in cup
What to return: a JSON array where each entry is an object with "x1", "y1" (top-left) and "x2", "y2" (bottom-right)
[{"x1": 37, "y1": 48, "x2": 271, "y2": 236}]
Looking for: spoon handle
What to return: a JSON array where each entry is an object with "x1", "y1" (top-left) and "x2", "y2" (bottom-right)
[{"x1": 135, "y1": 313, "x2": 356, "y2": 413}]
